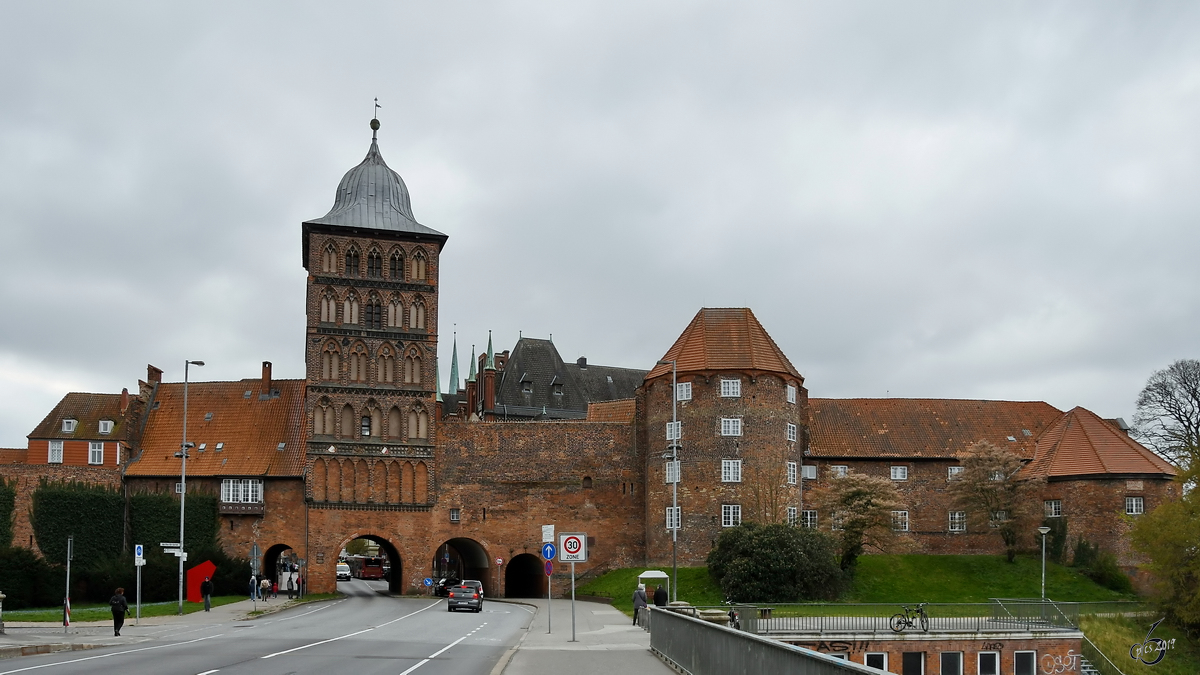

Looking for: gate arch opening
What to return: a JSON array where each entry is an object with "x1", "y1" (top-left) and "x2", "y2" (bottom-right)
[
  {"x1": 337, "y1": 534, "x2": 404, "y2": 593},
  {"x1": 432, "y1": 538, "x2": 491, "y2": 596},
  {"x1": 263, "y1": 543, "x2": 299, "y2": 589},
  {"x1": 505, "y1": 553, "x2": 545, "y2": 598}
]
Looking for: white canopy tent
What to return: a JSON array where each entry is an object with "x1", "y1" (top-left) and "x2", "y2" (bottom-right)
[{"x1": 637, "y1": 570, "x2": 670, "y2": 600}]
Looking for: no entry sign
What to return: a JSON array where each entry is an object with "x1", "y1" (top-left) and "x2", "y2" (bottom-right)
[
  {"x1": 558, "y1": 532, "x2": 587, "y2": 563},
  {"x1": 545, "y1": 561, "x2": 554, "y2": 576}
]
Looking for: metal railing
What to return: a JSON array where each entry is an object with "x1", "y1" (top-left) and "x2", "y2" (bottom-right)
[{"x1": 1080, "y1": 634, "x2": 1126, "y2": 675}]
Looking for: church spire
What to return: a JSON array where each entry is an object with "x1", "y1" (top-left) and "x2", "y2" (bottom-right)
[
  {"x1": 485, "y1": 331, "x2": 495, "y2": 370},
  {"x1": 448, "y1": 333, "x2": 460, "y2": 394},
  {"x1": 467, "y1": 345, "x2": 477, "y2": 383}
]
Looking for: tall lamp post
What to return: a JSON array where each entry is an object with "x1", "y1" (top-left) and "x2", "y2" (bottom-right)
[
  {"x1": 656, "y1": 359, "x2": 678, "y2": 603},
  {"x1": 177, "y1": 360, "x2": 204, "y2": 615},
  {"x1": 1038, "y1": 526, "x2": 1051, "y2": 600}
]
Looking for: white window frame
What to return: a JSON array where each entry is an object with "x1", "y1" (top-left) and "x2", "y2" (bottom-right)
[
  {"x1": 98, "y1": 420, "x2": 113, "y2": 435},
  {"x1": 948, "y1": 466, "x2": 964, "y2": 480},
  {"x1": 865, "y1": 653, "x2": 888, "y2": 671},
  {"x1": 829, "y1": 465, "x2": 848, "y2": 478},
  {"x1": 1045, "y1": 499, "x2": 1062, "y2": 518},
  {"x1": 176, "y1": 482, "x2": 184, "y2": 495},
  {"x1": 666, "y1": 421, "x2": 681, "y2": 441},
  {"x1": 719, "y1": 378, "x2": 741, "y2": 398},
  {"x1": 787, "y1": 461, "x2": 797, "y2": 485},
  {"x1": 990, "y1": 510, "x2": 1007, "y2": 527},
  {"x1": 801, "y1": 510, "x2": 818, "y2": 529},
  {"x1": 827, "y1": 653, "x2": 848, "y2": 661},
  {"x1": 664, "y1": 460, "x2": 680, "y2": 484},
  {"x1": 786, "y1": 384, "x2": 797, "y2": 404},
  {"x1": 721, "y1": 459, "x2": 742, "y2": 483},
  {"x1": 720, "y1": 417, "x2": 742, "y2": 437},
  {"x1": 1126, "y1": 496, "x2": 1144, "y2": 515},
  {"x1": 786, "y1": 423, "x2": 798, "y2": 442},
  {"x1": 48, "y1": 440, "x2": 63, "y2": 464},
  {"x1": 939, "y1": 652, "x2": 963, "y2": 675},
  {"x1": 1014, "y1": 650, "x2": 1037, "y2": 675},
  {"x1": 88, "y1": 441, "x2": 103, "y2": 465},
  {"x1": 721, "y1": 504, "x2": 741, "y2": 527},
  {"x1": 676, "y1": 382, "x2": 692, "y2": 401},
  {"x1": 666, "y1": 506, "x2": 680, "y2": 530},
  {"x1": 786, "y1": 506, "x2": 798, "y2": 526},
  {"x1": 890, "y1": 465, "x2": 908, "y2": 480},
  {"x1": 449, "y1": 508, "x2": 461, "y2": 523},
  {"x1": 220, "y1": 478, "x2": 264, "y2": 503},
  {"x1": 801, "y1": 464, "x2": 817, "y2": 480},
  {"x1": 891, "y1": 510, "x2": 909, "y2": 532},
  {"x1": 978, "y1": 651, "x2": 1000, "y2": 675},
  {"x1": 949, "y1": 511, "x2": 967, "y2": 532}
]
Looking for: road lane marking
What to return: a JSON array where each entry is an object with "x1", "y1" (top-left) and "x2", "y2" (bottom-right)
[
  {"x1": 269, "y1": 600, "x2": 341, "y2": 623},
  {"x1": 259, "y1": 601, "x2": 438, "y2": 659},
  {"x1": 398, "y1": 623, "x2": 487, "y2": 675},
  {"x1": 0, "y1": 634, "x2": 224, "y2": 675},
  {"x1": 197, "y1": 670, "x2": 220, "y2": 675}
]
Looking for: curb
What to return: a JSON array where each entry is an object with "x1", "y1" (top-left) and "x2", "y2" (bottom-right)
[{"x1": 0, "y1": 643, "x2": 104, "y2": 660}]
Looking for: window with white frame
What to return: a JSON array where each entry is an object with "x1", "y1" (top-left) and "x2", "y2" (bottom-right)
[
  {"x1": 175, "y1": 482, "x2": 183, "y2": 494},
  {"x1": 99, "y1": 420, "x2": 113, "y2": 435},
  {"x1": 990, "y1": 470, "x2": 1005, "y2": 481},
  {"x1": 1045, "y1": 499, "x2": 1062, "y2": 518},
  {"x1": 1126, "y1": 496, "x2": 1144, "y2": 515},
  {"x1": 676, "y1": 382, "x2": 692, "y2": 401},
  {"x1": 890, "y1": 465, "x2": 908, "y2": 480},
  {"x1": 664, "y1": 460, "x2": 680, "y2": 484},
  {"x1": 948, "y1": 466, "x2": 964, "y2": 480},
  {"x1": 786, "y1": 506, "x2": 798, "y2": 526},
  {"x1": 62, "y1": 419, "x2": 77, "y2": 433},
  {"x1": 666, "y1": 421, "x2": 681, "y2": 441},
  {"x1": 786, "y1": 423, "x2": 797, "y2": 442},
  {"x1": 940, "y1": 652, "x2": 963, "y2": 675},
  {"x1": 830, "y1": 512, "x2": 843, "y2": 530},
  {"x1": 88, "y1": 442, "x2": 103, "y2": 465},
  {"x1": 721, "y1": 459, "x2": 742, "y2": 482},
  {"x1": 865, "y1": 654, "x2": 888, "y2": 671},
  {"x1": 786, "y1": 384, "x2": 797, "y2": 404},
  {"x1": 719, "y1": 379, "x2": 741, "y2": 398},
  {"x1": 48, "y1": 440, "x2": 63, "y2": 464},
  {"x1": 1014, "y1": 651, "x2": 1037, "y2": 675},
  {"x1": 721, "y1": 504, "x2": 741, "y2": 527},
  {"x1": 787, "y1": 461, "x2": 797, "y2": 485},
  {"x1": 666, "y1": 506, "x2": 680, "y2": 530},
  {"x1": 949, "y1": 511, "x2": 967, "y2": 532},
  {"x1": 720, "y1": 417, "x2": 742, "y2": 436},
  {"x1": 978, "y1": 651, "x2": 999, "y2": 675},
  {"x1": 801, "y1": 510, "x2": 818, "y2": 529},
  {"x1": 801, "y1": 464, "x2": 817, "y2": 480},
  {"x1": 449, "y1": 508, "x2": 461, "y2": 523},
  {"x1": 220, "y1": 479, "x2": 264, "y2": 503},
  {"x1": 990, "y1": 510, "x2": 1007, "y2": 527},
  {"x1": 829, "y1": 465, "x2": 848, "y2": 478},
  {"x1": 891, "y1": 510, "x2": 909, "y2": 531}
]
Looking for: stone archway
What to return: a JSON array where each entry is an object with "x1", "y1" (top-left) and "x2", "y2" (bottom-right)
[
  {"x1": 431, "y1": 537, "x2": 491, "y2": 596},
  {"x1": 505, "y1": 553, "x2": 544, "y2": 598},
  {"x1": 338, "y1": 534, "x2": 405, "y2": 593},
  {"x1": 263, "y1": 543, "x2": 300, "y2": 597}
]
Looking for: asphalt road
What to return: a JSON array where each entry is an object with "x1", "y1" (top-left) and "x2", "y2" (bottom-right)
[{"x1": 0, "y1": 579, "x2": 532, "y2": 675}]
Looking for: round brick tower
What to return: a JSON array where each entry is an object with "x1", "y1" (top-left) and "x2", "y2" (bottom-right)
[{"x1": 641, "y1": 308, "x2": 809, "y2": 566}]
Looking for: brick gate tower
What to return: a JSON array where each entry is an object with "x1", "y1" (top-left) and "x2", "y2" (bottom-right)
[{"x1": 301, "y1": 118, "x2": 448, "y2": 516}]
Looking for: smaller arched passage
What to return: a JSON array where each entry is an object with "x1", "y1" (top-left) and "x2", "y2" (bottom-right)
[
  {"x1": 263, "y1": 544, "x2": 299, "y2": 592},
  {"x1": 432, "y1": 538, "x2": 491, "y2": 596},
  {"x1": 338, "y1": 534, "x2": 405, "y2": 593},
  {"x1": 505, "y1": 553, "x2": 545, "y2": 598}
]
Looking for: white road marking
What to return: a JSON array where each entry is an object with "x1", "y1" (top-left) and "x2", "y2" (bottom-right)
[
  {"x1": 197, "y1": 670, "x2": 220, "y2": 675},
  {"x1": 0, "y1": 634, "x2": 224, "y2": 675},
  {"x1": 398, "y1": 623, "x2": 487, "y2": 675},
  {"x1": 268, "y1": 600, "x2": 341, "y2": 623},
  {"x1": 259, "y1": 601, "x2": 438, "y2": 659}
]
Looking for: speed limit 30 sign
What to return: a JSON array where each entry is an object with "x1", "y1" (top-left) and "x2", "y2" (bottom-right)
[{"x1": 558, "y1": 532, "x2": 587, "y2": 562}]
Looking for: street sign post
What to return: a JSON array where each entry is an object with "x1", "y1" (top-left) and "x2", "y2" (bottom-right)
[
  {"x1": 541, "y1": 543, "x2": 556, "y2": 560},
  {"x1": 558, "y1": 533, "x2": 587, "y2": 641},
  {"x1": 423, "y1": 578, "x2": 433, "y2": 588},
  {"x1": 544, "y1": 561, "x2": 553, "y2": 575},
  {"x1": 541, "y1": 541, "x2": 556, "y2": 634},
  {"x1": 541, "y1": 524, "x2": 555, "y2": 543},
  {"x1": 134, "y1": 544, "x2": 143, "y2": 624}
]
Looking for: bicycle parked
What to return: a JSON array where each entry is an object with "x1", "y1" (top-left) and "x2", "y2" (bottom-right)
[{"x1": 890, "y1": 603, "x2": 929, "y2": 632}]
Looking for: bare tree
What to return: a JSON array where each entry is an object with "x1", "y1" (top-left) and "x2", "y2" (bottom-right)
[
  {"x1": 811, "y1": 472, "x2": 904, "y2": 570},
  {"x1": 1133, "y1": 359, "x2": 1200, "y2": 469},
  {"x1": 948, "y1": 441, "x2": 1045, "y2": 563},
  {"x1": 744, "y1": 445, "x2": 793, "y2": 525}
]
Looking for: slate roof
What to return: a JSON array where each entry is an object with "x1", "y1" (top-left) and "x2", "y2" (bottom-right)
[
  {"x1": 646, "y1": 308, "x2": 801, "y2": 381},
  {"x1": 28, "y1": 392, "x2": 131, "y2": 442},
  {"x1": 493, "y1": 338, "x2": 646, "y2": 417},
  {"x1": 126, "y1": 378, "x2": 306, "y2": 478},
  {"x1": 809, "y1": 398, "x2": 1064, "y2": 459},
  {"x1": 587, "y1": 399, "x2": 636, "y2": 423},
  {"x1": 1024, "y1": 406, "x2": 1176, "y2": 478}
]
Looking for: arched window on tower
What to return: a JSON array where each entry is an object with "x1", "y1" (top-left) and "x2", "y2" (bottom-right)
[
  {"x1": 348, "y1": 344, "x2": 368, "y2": 383},
  {"x1": 409, "y1": 301, "x2": 426, "y2": 330},
  {"x1": 320, "y1": 292, "x2": 336, "y2": 323},
  {"x1": 365, "y1": 298, "x2": 382, "y2": 330},
  {"x1": 345, "y1": 248, "x2": 360, "y2": 277},
  {"x1": 340, "y1": 404, "x2": 354, "y2": 437},
  {"x1": 343, "y1": 294, "x2": 360, "y2": 326},
  {"x1": 370, "y1": 407, "x2": 381, "y2": 437},
  {"x1": 321, "y1": 343, "x2": 340, "y2": 381},
  {"x1": 390, "y1": 251, "x2": 404, "y2": 279},
  {"x1": 412, "y1": 251, "x2": 426, "y2": 280},
  {"x1": 387, "y1": 299, "x2": 401, "y2": 327},
  {"x1": 379, "y1": 346, "x2": 395, "y2": 383},
  {"x1": 387, "y1": 406, "x2": 402, "y2": 439},
  {"x1": 404, "y1": 351, "x2": 422, "y2": 384},
  {"x1": 313, "y1": 398, "x2": 331, "y2": 435},
  {"x1": 367, "y1": 250, "x2": 382, "y2": 278},
  {"x1": 408, "y1": 408, "x2": 429, "y2": 440},
  {"x1": 322, "y1": 244, "x2": 337, "y2": 273}
]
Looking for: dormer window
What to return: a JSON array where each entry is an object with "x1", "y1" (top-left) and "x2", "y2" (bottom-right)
[
  {"x1": 553, "y1": 384, "x2": 564, "y2": 396},
  {"x1": 522, "y1": 381, "x2": 533, "y2": 394},
  {"x1": 99, "y1": 420, "x2": 113, "y2": 435},
  {"x1": 62, "y1": 419, "x2": 77, "y2": 433}
]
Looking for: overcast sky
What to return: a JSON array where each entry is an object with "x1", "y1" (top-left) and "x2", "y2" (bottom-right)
[{"x1": 1, "y1": 2, "x2": 1197, "y2": 447}]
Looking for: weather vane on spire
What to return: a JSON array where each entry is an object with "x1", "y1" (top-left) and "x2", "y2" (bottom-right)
[{"x1": 370, "y1": 98, "x2": 381, "y2": 138}]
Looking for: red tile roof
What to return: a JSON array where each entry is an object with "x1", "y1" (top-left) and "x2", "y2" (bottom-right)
[
  {"x1": 1024, "y1": 406, "x2": 1176, "y2": 478},
  {"x1": 126, "y1": 378, "x2": 306, "y2": 477},
  {"x1": 0, "y1": 448, "x2": 27, "y2": 464},
  {"x1": 587, "y1": 399, "x2": 636, "y2": 423},
  {"x1": 27, "y1": 392, "x2": 131, "y2": 441},
  {"x1": 809, "y1": 398, "x2": 1064, "y2": 459},
  {"x1": 646, "y1": 308, "x2": 801, "y2": 381}
]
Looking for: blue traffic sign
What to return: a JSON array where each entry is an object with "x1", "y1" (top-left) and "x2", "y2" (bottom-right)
[
  {"x1": 134, "y1": 544, "x2": 143, "y2": 558},
  {"x1": 544, "y1": 561, "x2": 553, "y2": 576},
  {"x1": 541, "y1": 542, "x2": 556, "y2": 560},
  {"x1": 423, "y1": 578, "x2": 433, "y2": 587}
]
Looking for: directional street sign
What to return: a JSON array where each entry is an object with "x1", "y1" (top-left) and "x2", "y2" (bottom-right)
[
  {"x1": 544, "y1": 561, "x2": 553, "y2": 576},
  {"x1": 541, "y1": 543, "x2": 556, "y2": 560},
  {"x1": 160, "y1": 542, "x2": 180, "y2": 548},
  {"x1": 423, "y1": 578, "x2": 433, "y2": 587},
  {"x1": 134, "y1": 544, "x2": 143, "y2": 562},
  {"x1": 558, "y1": 533, "x2": 587, "y2": 563},
  {"x1": 541, "y1": 524, "x2": 555, "y2": 543}
]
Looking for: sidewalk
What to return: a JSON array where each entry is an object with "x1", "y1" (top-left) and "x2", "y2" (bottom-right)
[{"x1": 497, "y1": 598, "x2": 671, "y2": 675}]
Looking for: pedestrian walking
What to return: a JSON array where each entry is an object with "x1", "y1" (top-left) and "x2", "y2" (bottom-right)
[
  {"x1": 632, "y1": 583, "x2": 648, "y2": 626},
  {"x1": 200, "y1": 576, "x2": 214, "y2": 611},
  {"x1": 260, "y1": 577, "x2": 271, "y2": 601},
  {"x1": 272, "y1": 580, "x2": 278, "y2": 598},
  {"x1": 653, "y1": 584, "x2": 668, "y2": 607},
  {"x1": 249, "y1": 575, "x2": 258, "y2": 600},
  {"x1": 109, "y1": 587, "x2": 129, "y2": 636},
  {"x1": 286, "y1": 575, "x2": 295, "y2": 599}
]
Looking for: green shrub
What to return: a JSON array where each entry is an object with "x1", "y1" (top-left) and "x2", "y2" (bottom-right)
[
  {"x1": 708, "y1": 523, "x2": 844, "y2": 603},
  {"x1": 0, "y1": 477, "x2": 15, "y2": 548},
  {"x1": 31, "y1": 481, "x2": 124, "y2": 564},
  {"x1": 0, "y1": 547, "x2": 65, "y2": 609},
  {"x1": 76, "y1": 548, "x2": 251, "y2": 603},
  {"x1": 1042, "y1": 517, "x2": 1068, "y2": 564},
  {"x1": 1071, "y1": 537, "x2": 1133, "y2": 594}
]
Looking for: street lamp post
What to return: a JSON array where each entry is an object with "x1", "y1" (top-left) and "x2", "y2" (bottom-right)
[
  {"x1": 1038, "y1": 526, "x2": 1052, "y2": 600},
  {"x1": 657, "y1": 359, "x2": 678, "y2": 603},
  {"x1": 177, "y1": 360, "x2": 204, "y2": 615}
]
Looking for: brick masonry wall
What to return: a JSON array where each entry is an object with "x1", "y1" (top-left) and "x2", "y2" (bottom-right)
[
  {"x1": 1041, "y1": 476, "x2": 1176, "y2": 567},
  {"x1": 0, "y1": 464, "x2": 123, "y2": 556},
  {"x1": 782, "y1": 632, "x2": 1083, "y2": 674}
]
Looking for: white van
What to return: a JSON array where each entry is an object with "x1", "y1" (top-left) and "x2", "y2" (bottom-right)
[{"x1": 336, "y1": 563, "x2": 351, "y2": 581}]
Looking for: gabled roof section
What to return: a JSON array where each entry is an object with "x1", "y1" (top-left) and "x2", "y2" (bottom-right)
[
  {"x1": 646, "y1": 308, "x2": 801, "y2": 381},
  {"x1": 1024, "y1": 406, "x2": 1176, "y2": 478},
  {"x1": 126, "y1": 378, "x2": 305, "y2": 477},
  {"x1": 28, "y1": 392, "x2": 130, "y2": 441},
  {"x1": 809, "y1": 398, "x2": 1063, "y2": 459}
]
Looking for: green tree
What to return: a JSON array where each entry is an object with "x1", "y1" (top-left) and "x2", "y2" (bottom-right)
[
  {"x1": 1132, "y1": 466, "x2": 1200, "y2": 629},
  {"x1": 707, "y1": 522, "x2": 843, "y2": 602},
  {"x1": 345, "y1": 538, "x2": 370, "y2": 556},
  {"x1": 1133, "y1": 359, "x2": 1200, "y2": 471},
  {"x1": 811, "y1": 472, "x2": 904, "y2": 570},
  {"x1": 947, "y1": 441, "x2": 1045, "y2": 563}
]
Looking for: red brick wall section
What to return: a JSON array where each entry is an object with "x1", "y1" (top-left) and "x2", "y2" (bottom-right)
[
  {"x1": 784, "y1": 633, "x2": 1083, "y2": 674},
  {"x1": 1041, "y1": 476, "x2": 1176, "y2": 567},
  {"x1": 0, "y1": 464, "x2": 123, "y2": 556}
]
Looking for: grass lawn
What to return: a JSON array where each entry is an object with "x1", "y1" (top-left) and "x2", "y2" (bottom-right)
[
  {"x1": 578, "y1": 567, "x2": 723, "y2": 614},
  {"x1": 5, "y1": 596, "x2": 247, "y2": 623},
  {"x1": 1080, "y1": 615, "x2": 1200, "y2": 675}
]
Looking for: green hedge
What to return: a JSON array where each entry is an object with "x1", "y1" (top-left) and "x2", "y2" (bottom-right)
[
  {"x1": 129, "y1": 491, "x2": 219, "y2": 555},
  {"x1": 0, "y1": 477, "x2": 15, "y2": 548},
  {"x1": 31, "y1": 481, "x2": 124, "y2": 564},
  {"x1": 0, "y1": 547, "x2": 65, "y2": 609}
]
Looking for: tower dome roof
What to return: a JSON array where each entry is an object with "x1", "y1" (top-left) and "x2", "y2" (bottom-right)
[{"x1": 304, "y1": 120, "x2": 446, "y2": 239}]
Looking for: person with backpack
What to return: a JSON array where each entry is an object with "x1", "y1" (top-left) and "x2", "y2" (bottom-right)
[
  {"x1": 200, "y1": 576, "x2": 214, "y2": 611},
  {"x1": 109, "y1": 587, "x2": 130, "y2": 636},
  {"x1": 631, "y1": 584, "x2": 648, "y2": 626}
]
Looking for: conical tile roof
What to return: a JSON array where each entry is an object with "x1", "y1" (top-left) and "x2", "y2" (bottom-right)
[
  {"x1": 1024, "y1": 406, "x2": 1176, "y2": 478},
  {"x1": 646, "y1": 308, "x2": 801, "y2": 381}
]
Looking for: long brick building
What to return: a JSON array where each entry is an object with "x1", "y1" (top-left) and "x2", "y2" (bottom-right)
[{"x1": 0, "y1": 120, "x2": 1176, "y2": 596}]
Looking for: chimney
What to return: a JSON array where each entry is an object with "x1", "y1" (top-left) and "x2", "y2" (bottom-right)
[
  {"x1": 262, "y1": 361, "x2": 273, "y2": 393},
  {"x1": 120, "y1": 388, "x2": 130, "y2": 414},
  {"x1": 577, "y1": 356, "x2": 587, "y2": 369},
  {"x1": 147, "y1": 364, "x2": 163, "y2": 384}
]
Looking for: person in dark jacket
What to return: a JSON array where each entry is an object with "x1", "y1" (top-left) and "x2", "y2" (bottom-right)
[
  {"x1": 286, "y1": 575, "x2": 295, "y2": 599},
  {"x1": 200, "y1": 576, "x2": 214, "y2": 611},
  {"x1": 109, "y1": 587, "x2": 129, "y2": 636},
  {"x1": 653, "y1": 584, "x2": 668, "y2": 607},
  {"x1": 631, "y1": 584, "x2": 648, "y2": 626}
]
